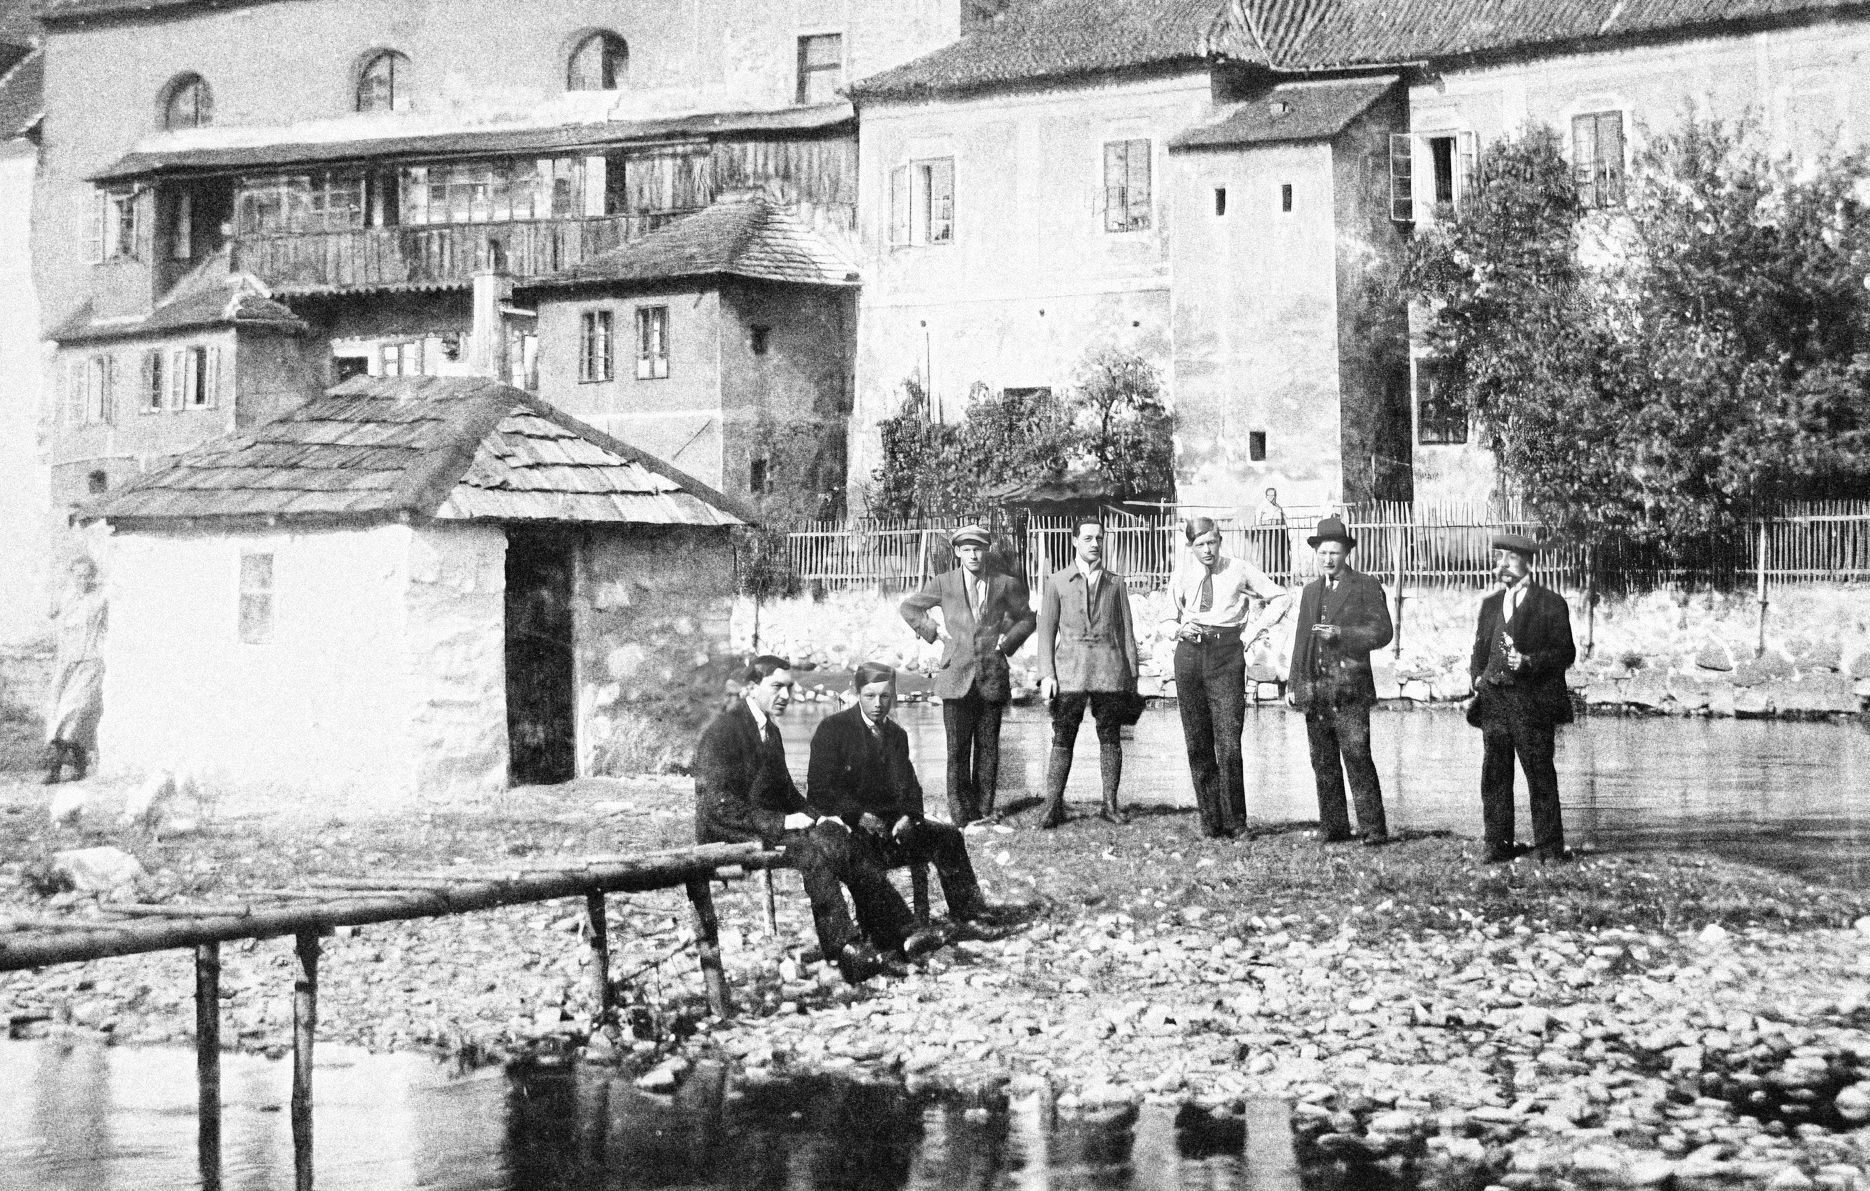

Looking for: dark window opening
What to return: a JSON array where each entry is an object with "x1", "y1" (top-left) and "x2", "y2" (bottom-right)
[
  {"x1": 86, "y1": 470, "x2": 108, "y2": 495},
  {"x1": 567, "y1": 32, "x2": 628, "y2": 91},
  {"x1": 749, "y1": 324, "x2": 771, "y2": 355},
  {"x1": 1572, "y1": 110, "x2": 1626, "y2": 209},
  {"x1": 750, "y1": 458, "x2": 768, "y2": 494},
  {"x1": 505, "y1": 529, "x2": 577, "y2": 786},
  {"x1": 1248, "y1": 431, "x2": 1267, "y2": 462},
  {"x1": 334, "y1": 356, "x2": 369, "y2": 382},
  {"x1": 1416, "y1": 359, "x2": 1468, "y2": 445},
  {"x1": 796, "y1": 34, "x2": 843, "y2": 105},
  {"x1": 356, "y1": 50, "x2": 408, "y2": 114},
  {"x1": 1429, "y1": 136, "x2": 1456, "y2": 205},
  {"x1": 1280, "y1": 183, "x2": 1292, "y2": 212},
  {"x1": 1102, "y1": 139, "x2": 1152, "y2": 232},
  {"x1": 1214, "y1": 187, "x2": 1226, "y2": 216},
  {"x1": 162, "y1": 74, "x2": 213, "y2": 130}
]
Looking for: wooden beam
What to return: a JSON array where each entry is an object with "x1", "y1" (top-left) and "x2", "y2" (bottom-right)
[
  {"x1": 196, "y1": 942, "x2": 222, "y2": 1191},
  {"x1": 759, "y1": 868, "x2": 778, "y2": 937},
  {"x1": 684, "y1": 877, "x2": 729, "y2": 1019},
  {"x1": 292, "y1": 932, "x2": 318, "y2": 1191},
  {"x1": 585, "y1": 891, "x2": 613, "y2": 1027}
]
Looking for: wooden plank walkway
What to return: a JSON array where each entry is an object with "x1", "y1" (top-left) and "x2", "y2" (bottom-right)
[{"x1": 0, "y1": 840, "x2": 786, "y2": 1191}]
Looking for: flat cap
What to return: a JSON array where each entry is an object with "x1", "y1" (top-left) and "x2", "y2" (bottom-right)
[
  {"x1": 950, "y1": 524, "x2": 991, "y2": 548},
  {"x1": 1491, "y1": 532, "x2": 1541, "y2": 557}
]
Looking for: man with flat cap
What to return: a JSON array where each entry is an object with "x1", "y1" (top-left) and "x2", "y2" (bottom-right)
[
  {"x1": 1287, "y1": 515, "x2": 1394, "y2": 845},
  {"x1": 1468, "y1": 533, "x2": 1577, "y2": 863},
  {"x1": 899, "y1": 523, "x2": 1036, "y2": 826}
]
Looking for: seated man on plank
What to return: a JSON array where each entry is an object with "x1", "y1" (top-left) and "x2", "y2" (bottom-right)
[
  {"x1": 807, "y1": 661, "x2": 1023, "y2": 936},
  {"x1": 694, "y1": 655, "x2": 931, "y2": 982}
]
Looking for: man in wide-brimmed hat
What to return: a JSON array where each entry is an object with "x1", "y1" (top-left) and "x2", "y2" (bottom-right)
[
  {"x1": 1287, "y1": 515, "x2": 1394, "y2": 845},
  {"x1": 899, "y1": 523, "x2": 1036, "y2": 826},
  {"x1": 1467, "y1": 532, "x2": 1577, "y2": 863}
]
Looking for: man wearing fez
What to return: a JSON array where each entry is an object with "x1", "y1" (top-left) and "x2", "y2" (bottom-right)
[
  {"x1": 899, "y1": 524, "x2": 1036, "y2": 826},
  {"x1": 1468, "y1": 533, "x2": 1577, "y2": 863},
  {"x1": 1287, "y1": 516, "x2": 1394, "y2": 845},
  {"x1": 1161, "y1": 518, "x2": 1289, "y2": 837},
  {"x1": 808, "y1": 662, "x2": 1018, "y2": 931},
  {"x1": 693, "y1": 655, "x2": 917, "y2": 982},
  {"x1": 1036, "y1": 517, "x2": 1141, "y2": 828}
]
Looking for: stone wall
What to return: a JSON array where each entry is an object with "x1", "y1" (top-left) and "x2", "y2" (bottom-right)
[
  {"x1": 575, "y1": 525, "x2": 739, "y2": 775},
  {"x1": 739, "y1": 582, "x2": 1870, "y2": 718},
  {"x1": 405, "y1": 523, "x2": 509, "y2": 800}
]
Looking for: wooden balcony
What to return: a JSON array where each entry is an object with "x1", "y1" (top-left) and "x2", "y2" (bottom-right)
[{"x1": 232, "y1": 213, "x2": 690, "y2": 294}]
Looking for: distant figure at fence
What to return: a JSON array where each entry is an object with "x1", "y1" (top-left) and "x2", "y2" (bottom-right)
[
  {"x1": 1468, "y1": 534, "x2": 1577, "y2": 864},
  {"x1": 898, "y1": 524, "x2": 1036, "y2": 826},
  {"x1": 1161, "y1": 518, "x2": 1288, "y2": 838},
  {"x1": 1287, "y1": 516, "x2": 1393, "y2": 846},
  {"x1": 1257, "y1": 487, "x2": 1291, "y2": 579},
  {"x1": 692, "y1": 655, "x2": 915, "y2": 982},
  {"x1": 807, "y1": 662, "x2": 1021, "y2": 936},
  {"x1": 44, "y1": 556, "x2": 107, "y2": 785},
  {"x1": 1036, "y1": 517, "x2": 1141, "y2": 828}
]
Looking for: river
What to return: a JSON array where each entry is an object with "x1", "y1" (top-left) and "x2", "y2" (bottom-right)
[{"x1": 783, "y1": 703, "x2": 1870, "y2": 884}]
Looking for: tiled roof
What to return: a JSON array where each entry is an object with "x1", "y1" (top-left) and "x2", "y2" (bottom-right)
[
  {"x1": 1171, "y1": 75, "x2": 1396, "y2": 149},
  {"x1": 529, "y1": 194, "x2": 859, "y2": 291},
  {"x1": 82, "y1": 376, "x2": 750, "y2": 528},
  {"x1": 1240, "y1": 0, "x2": 1870, "y2": 69},
  {"x1": 851, "y1": 0, "x2": 1245, "y2": 100},
  {"x1": 50, "y1": 256, "x2": 305, "y2": 343},
  {"x1": 93, "y1": 103, "x2": 853, "y2": 182},
  {"x1": 39, "y1": 0, "x2": 302, "y2": 27},
  {"x1": 0, "y1": 47, "x2": 39, "y2": 141}
]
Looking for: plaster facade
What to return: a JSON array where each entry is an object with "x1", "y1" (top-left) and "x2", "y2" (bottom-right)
[{"x1": 0, "y1": 135, "x2": 48, "y2": 649}]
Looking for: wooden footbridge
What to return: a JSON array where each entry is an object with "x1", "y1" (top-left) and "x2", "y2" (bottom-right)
[{"x1": 0, "y1": 840, "x2": 787, "y2": 1190}]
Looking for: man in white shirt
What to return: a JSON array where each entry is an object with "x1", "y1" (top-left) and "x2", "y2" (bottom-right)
[{"x1": 1161, "y1": 517, "x2": 1290, "y2": 837}]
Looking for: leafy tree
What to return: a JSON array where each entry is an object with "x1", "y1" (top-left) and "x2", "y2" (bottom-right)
[{"x1": 1070, "y1": 346, "x2": 1175, "y2": 501}]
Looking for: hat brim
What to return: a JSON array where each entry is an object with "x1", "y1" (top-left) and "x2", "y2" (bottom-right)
[
  {"x1": 950, "y1": 533, "x2": 990, "y2": 548},
  {"x1": 1306, "y1": 533, "x2": 1356, "y2": 548}
]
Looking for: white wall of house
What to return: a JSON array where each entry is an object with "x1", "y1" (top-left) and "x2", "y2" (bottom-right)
[
  {"x1": 405, "y1": 522, "x2": 509, "y2": 800},
  {"x1": 0, "y1": 138, "x2": 48, "y2": 652}
]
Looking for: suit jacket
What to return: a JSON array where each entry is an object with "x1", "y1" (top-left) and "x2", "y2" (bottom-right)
[
  {"x1": 1287, "y1": 566, "x2": 1394, "y2": 711},
  {"x1": 899, "y1": 567, "x2": 1037, "y2": 700},
  {"x1": 1037, "y1": 565, "x2": 1139, "y2": 692},
  {"x1": 692, "y1": 699, "x2": 810, "y2": 846},
  {"x1": 1467, "y1": 583, "x2": 1576, "y2": 728},
  {"x1": 806, "y1": 705, "x2": 926, "y2": 827}
]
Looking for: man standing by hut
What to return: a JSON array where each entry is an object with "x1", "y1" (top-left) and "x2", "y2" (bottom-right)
[
  {"x1": 1160, "y1": 518, "x2": 1289, "y2": 838},
  {"x1": 693, "y1": 656, "x2": 916, "y2": 981},
  {"x1": 43, "y1": 556, "x2": 106, "y2": 785},
  {"x1": 1036, "y1": 518, "x2": 1140, "y2": 828},
  {"x1": 1467, "y1": 533, "x2": 1577, "y2": 863},
  {"x1": 899, "y1": 524, "x2": 1036, "y2": 826},
  {"x1": 1287, "y1": 516, "x2": 1393, "y2": 845}
]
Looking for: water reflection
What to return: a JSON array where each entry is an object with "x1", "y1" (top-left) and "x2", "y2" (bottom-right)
[
  {"x1": 783, "y1": 703, "x2": 1870, "y2": 883},
  {"x1": 0, "y1": 1040, "x2": 1307, "y2": 1191}
]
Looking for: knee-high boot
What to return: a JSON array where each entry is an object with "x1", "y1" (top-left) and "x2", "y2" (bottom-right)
[
  {"x1": 42, "y1": 742, "x2": 64, "y2": 786},
  {"x1": 1099, "y1": 743, "x2": 1126, "y2": 825},
  {"x1": 1038, "y1": 747, "x2": 1072, "y2": 829},
  {"x1": 68, "y1": 743, "x2": 87, "y2": 782}
]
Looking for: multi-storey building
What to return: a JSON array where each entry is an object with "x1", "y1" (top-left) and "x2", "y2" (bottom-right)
[{"x1": 33, "y1": 0, "x2": 965, "y2": 554}]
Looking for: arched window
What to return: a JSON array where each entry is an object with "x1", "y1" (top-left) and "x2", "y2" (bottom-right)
[
  {"x1": 566, "y1": 32, "x2": 627, "y2": 91},
  {"x1": 356, "y1": 50, "x2": 409, "y2": 113},
  {"x1": 162, "y1": 73, "x2": 213, "y2": 130}
]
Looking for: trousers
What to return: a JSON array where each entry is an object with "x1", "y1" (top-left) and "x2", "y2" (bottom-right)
[
  {"x1": 780, "y1": 823, "x2": 915, "y2": 957},
  {"x1": 1050, "y1": 690, "x2": 1127, "y2": 749},
  {"x1": 1173, "y1": 637, "x2": 1246, "y2": 836},
  {"x1": 940, "y1": 687, "x2": 1004, "y2": 824},
  {"x1": 1479, "y1": 706, "x2": 1564, "y2": 854},
  {"x1": 852, "y1": 819, "x2": 985, "y2": 919},
  {"x1": 1304, "y1": 702, "x2": 1387, "y2": 840}
]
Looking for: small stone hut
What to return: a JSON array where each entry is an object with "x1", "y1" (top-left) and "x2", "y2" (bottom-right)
[{"x1": 81, "y1": 375, "x2": 750, "y2": 809}]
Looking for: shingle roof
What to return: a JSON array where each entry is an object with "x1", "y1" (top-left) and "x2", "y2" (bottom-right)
[
  {"x1": 1240, "y1": 0, "x2": 1870, "y2": 69},
  {"x1": 0, "y1": 47, "x2": 39, "y2": 141},
  {"x1": 82, "y1": 376, "x2": 750, "y2": 528},
  {"x1": 527, "y1": 194, "x2": 859, "y2": 291},
  {"x1": 1171, "y1": 75, "x2": 1395, "y2": 149},
  {"x1": 93, "y1": 103, "x2": 853, "y2": 182},
  {"x1": 49, "y1": 256, "x2": 305, "y2": 343},
  {"x1": 851, "y1": 0, "x2": 1244, "y2": 100}
]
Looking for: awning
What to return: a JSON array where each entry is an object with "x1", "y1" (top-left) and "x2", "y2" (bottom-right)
[{"x1": 92, "y1": 102, "x2": 855, "y2": 183}]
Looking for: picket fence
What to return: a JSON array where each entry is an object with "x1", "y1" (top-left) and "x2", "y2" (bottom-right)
[{"x1": 784, "y1": 500, "x2": 1870, "y2": 595}]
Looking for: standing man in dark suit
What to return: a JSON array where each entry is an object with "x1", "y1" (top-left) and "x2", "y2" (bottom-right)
[
  {"x1": 1287, "y1": 516, "x2": 1394, "y2": 845},
  {"x1": 1467, "y1": 533, "x2": 1577, "y2": 863},
  {"x1": 899, "y1": 524, "x2": 1037, "y2": 826},
  {"x1": 1036, "y1": 517, "x2": 1141, "y2": 828},
  {"x1": 807, "y1": 662, "x2": 1016, "y2": 931},
  {"x1": 693, "y1": 655, "x2": 916, "y2": 982}
]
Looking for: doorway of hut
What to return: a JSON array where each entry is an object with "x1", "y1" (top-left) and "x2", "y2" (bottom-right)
[{"x1": 504, "y1": 528, "x2": 577, "y2": 786}]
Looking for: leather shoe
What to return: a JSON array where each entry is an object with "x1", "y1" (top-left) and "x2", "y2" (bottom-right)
[
  {"x1": 1361, "y1": 832, "x2": 1394, "y2": 848},
  {"x1": 960, "y1": 902, "x2": 1028, "y2": 927},
  {"x1": 1483, "y1": 842, "x2": 1531, "y2": 864},
  {"x1": 1097, "y1": 808, "x2": 1128, "y2": 826},
  {"x1": 1537, "y1": 845, "x2": 1576, "y2": 864},
  {"x1": 837, "y1": 943, "x2": 907, "y2": 983},
  {"x1": 950, "y1": 920, "x2": 1008, "y2": 943},
  {"x1": 902, "y1": 927, "x2": 945, "y2": 960}
]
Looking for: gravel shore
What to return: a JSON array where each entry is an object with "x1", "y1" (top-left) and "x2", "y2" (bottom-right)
[{"x1": 5, "y1": 772, "x2": 1870, "y2": 1189}]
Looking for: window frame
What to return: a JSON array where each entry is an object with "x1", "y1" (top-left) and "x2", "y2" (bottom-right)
[
  {"x1": 579, "y1": 309, "x2": 614, "y2": 383},
  {"x1": 1415, "y1": 357, "x2": 1469, "y2": 446},
  {"x1": 1388, "y1": 133, "x2": 1414, "y2": 224},
  {"x1": 795, "y1": 33, "x2": 844, "y2": 105},
  {"x1": 95, "y1": 186, "x2": 145, "y2": 262},
  {"x1": 238, "y1": 550, "x2": 275, "y2": 646},
  {"x1": 161, "y1": 73, "x2": 213, "y2": 130},
  {"x1": 567, "y1": 31, "x2": 628, "y2": 92},
  {"x1": 355, "y1": 49, "x2": 409, "y2": 114},
  {"x1": 1571, "y1": 110, "x2": 1627, "y2": 210},
  {"x1": 1101, "y1": 138, "x2": 1152, "y2": 234},
  {"x1": 888, "y1": 157, "x2": 955, "y2": 248},
  {"x1": 141, "y1": 349, "x2": 165, "y2": 414},
  {"x1": 635, "y1": 305, "x2": 669, "y2": 380}
]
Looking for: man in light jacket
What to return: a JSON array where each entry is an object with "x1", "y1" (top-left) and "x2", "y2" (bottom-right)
[
  {"x1": 1035, "y1": 518, "x2": 1140, "y2": 828},
  {"x1": 899, "y1": 524, "x2": 1036, "y2": 825}
]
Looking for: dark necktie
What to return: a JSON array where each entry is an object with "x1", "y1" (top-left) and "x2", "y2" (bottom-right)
[{"x1": 1195, "y1": 569, "x2": 1213, "y2": 613}]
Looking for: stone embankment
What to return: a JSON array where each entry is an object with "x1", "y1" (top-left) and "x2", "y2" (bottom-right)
[{"x1": 741, "y1": 584, "x2": 1870, "y2": 719}]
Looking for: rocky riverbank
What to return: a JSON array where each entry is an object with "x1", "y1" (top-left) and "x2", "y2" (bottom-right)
[{"x1": 5, "y1": 772, "x2": 1870, "y2": 1188}]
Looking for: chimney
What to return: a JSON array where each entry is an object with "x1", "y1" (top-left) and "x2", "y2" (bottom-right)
[{"x1": 468, "y1": 239, "x2": 513, "y2": 382}]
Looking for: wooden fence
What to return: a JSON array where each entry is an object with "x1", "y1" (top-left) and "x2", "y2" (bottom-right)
[{"x1": 786, "y1": 500, "x2": 1870, "y2": 594}]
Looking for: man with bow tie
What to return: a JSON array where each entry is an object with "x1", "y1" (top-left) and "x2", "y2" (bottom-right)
[
  {"x1": 1161, "y1": 517, "x2": 1290, "y2": 838},
  {"x1": 899, "y1": 524, "x2": 1037, "y2": 826},
  {"x1": 1467, "y1": 533, "x2": 1578, "y2": 863},
  {"x1": 807, "y1": 662, "x2": 1018, "y2": 932},
  {"x1": 1287, "y1": 516, "x2": 1393, "y2": 846},
  {"x1": 693, "y1": 655, "x2": 925, "y2": 982}
]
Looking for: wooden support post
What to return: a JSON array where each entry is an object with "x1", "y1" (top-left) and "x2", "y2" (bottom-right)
[
  {"x1": 759, "y1": 868, "x2": 778, "y2": 937},
  {"x1": 585, "y1": 891, "x2": 613, "y2": 1027},
  {"x1": 292, "y1": 932, "x2": 318, "y2": 1191},
  {"x1": 684, "y1": 876, "x2": 729, "y2": 1019},
  {"x1": 195, "y1": 942, "x2": 222, "y2": 1191},
  {"x1": 1755, "y1": 519, "x2": 1770, "y2": 658},
  {"x1": 1584, "y1": 544, "x2": 1598, "y2": 660},
  {"x1": 1392, "y1": 524, "x2": 1406, "y2": 659},
  {"x1": 910, "y1": 865, "x2": 931, "y2": 927}
]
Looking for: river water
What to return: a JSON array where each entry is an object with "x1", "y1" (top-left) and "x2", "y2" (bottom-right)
[
  {"x1": 0, "y1": 1039, "x2": 1306, "y2": 1191},
  {"x1": 784, "y1": 703, "x2": 1870, "y2": 885}
]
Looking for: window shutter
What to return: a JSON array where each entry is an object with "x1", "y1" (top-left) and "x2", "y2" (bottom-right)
[
  {"x1": 172, "y1": 190, "x2": 193, "y2": 260},
  {"x1": 168, "y1": 348, "x2": 186, "y2": 410},
  {"x1": 1456, "y1": 131, "x2": 1479, "y2": 204},
  {"x1": 134, "y1": 187, "x2": 154, "y2": 261},
  {"x1": 927, "y1": 158, "x2": 954, "y2": 243},
  {"x1": 1599, "y1": 112, "x2": 1625, "y2": 205},
  {"x1": 1129, "y1": 140, "x2": 1151, "y2": 229},
  {"x1": 102, "y1": 355, "x2": 117, "y2": 423},
  {"x1": 1572, "y1": 114, "x2": 1598, "y2": 207},
  {"x1": 888, "y1": 165, "x2": 909, "y2": 246},
  {"x1": 1388, "y1": 134, "x2": 1414, "y2": 222},
  {"x1": 64, "y1": 360, "x2": 83, "y2": 426},
  {"x1": 1102, "y1": 142, "x2": 1123, "y2": 230},
  {"x1": 206, "y1": 345, "x2": 222, "y2": 408},
  {"x1": 140, "y1": 351, "x2": 155, "y2": 413},
  {"x1": 88, "y1": 192, "x2": 106, "y2": 264}
]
